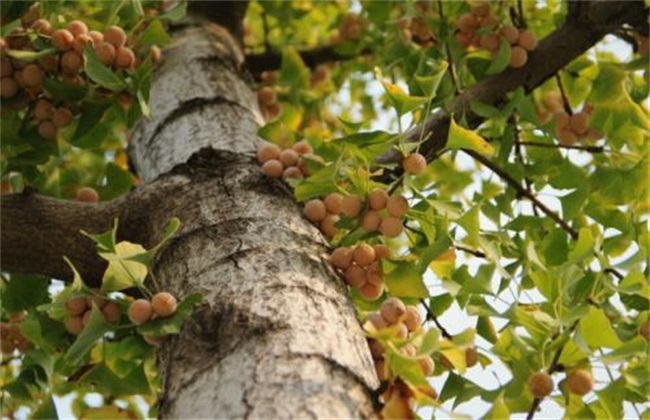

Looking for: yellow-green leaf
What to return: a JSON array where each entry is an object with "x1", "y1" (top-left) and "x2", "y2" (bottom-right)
[{"x1": 446, "y1": 117, "x2": 495, "y2": 156}]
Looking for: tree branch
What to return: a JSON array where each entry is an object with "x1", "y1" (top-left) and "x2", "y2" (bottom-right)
[
  {"x1": 245, "y1": 44, "x2": 372, "y2": 75},
  {"x1": 0, "y1": 176, "x2": 184, "y2": 285},
  {"x1": 464, "y1": 149, "x2": 579, "y2": 240},
  {"x1": 376, "y1": 0, "x2": 649, "y2": 169}
]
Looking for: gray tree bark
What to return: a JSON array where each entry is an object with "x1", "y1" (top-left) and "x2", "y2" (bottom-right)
[{"x1": 127, "y1": 16, "x2": 379, "y2": 419}]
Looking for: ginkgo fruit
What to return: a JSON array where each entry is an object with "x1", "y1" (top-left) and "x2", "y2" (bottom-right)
[
  {"x1": 76, "y1": 187, "x2": 99, "y2": 203},
  {"x1": 361, "y1": 211, "x2": 381, "y2": 232},
  {"x1": 292, "y1": 141, "x2": 312, "y2": 155},
  {"x1": 257, "y1": 86, "x2": 276, "y2": 105},
  {"x1": 373, "y1": 244, "x2": 391, "y2": 260},
  {"x1": 380, "y1": 217, "x2": 403, "y2": 238},
  {"x1": 115, "y1": 46, "x2": 136, "y2": 69},
  {"x1": 394, "y1": 322, "x2": 408, "y2": 339},
  {"x1": 640, "y1": 321, "x2": 650, "y2": 341},
  {"x1": 344, "y1": 265, "x2": 366, "y2": 288},
  {"x1": 403, "y1": 153, "x2": 427, "y2": 174},
  {"x1": 102, "y1": 301, "x2": 121, "y2": 323},
  {"x1": 386, "y1": 195, "x2": 408, "y2": 218},
  {"x1": 528, "y1": 372, "x2": 554, "y2": 398},
  {"x1": 340, "y1": 194, "x2": 362, "y2": 218},
  {"x1": 380, "y1": 297, "x2": 406, "y2": 324},
  {"x1": 366, "y1": 262, "x2": 382, "y2": 286},
  {"x1": 152, "y1": 292, "x2": 177, "y2": 318},
  {"x1": 282, "y1": 166, "x2": 302, "y2": 180},
  {"x1": 143, "y1": 333, "x2": 167, "y2": 347},
  {"x1": 261, "y1": 159, "x2": 283, "y2": 178},
  {"x1": 278, "y1": 149, "x2": 299, "y2": 167},
  {"x1": 65, "y1": 315, "x2": 85, "y2": 335},
  {"x1": 566, "y1": 369, "x2": 593, "y2": 396},
  {"x1": 359, "y1": 282, "x2": 383, "y2": 301},
  {"x1": 51, "y1": 29, "x2": 74, "y2": 50},
  {"x1": 353, "y1": 243, "x2": 376, "y2": 267},
  {"x1": 403, "y1": 306, "x2": 422, "y2": 332},
  {"x1": 401, "y1": 343, "x2": 417, "y2": 357},
  {"x1": 320, "y1": 214, "x2": 339, "y2": 237},
  {"x1": 104, "y1": 25, "x2": 127, "y2": 48},
  {"x1": 53, "y1": 107, "x2": 73, "y2": 128},
  {"x1": 67, "y1": 20, "x2": 88, "y2": 37},
  {"x1": 368, "y1": 188, "x2": 388, "y2": 210},
  {"x1": 500, "y1": 25, "x2": 519, "y2": 45},
  {"x1": 518, "y1": 30, "x2": 538, "y2": 51},
  {"x1": 569, "y1": 113, "x2": 590, "y2": 135},
  {"x1": 37, "y1": 120, "x2": 57, "y2": 140},
  {"x1": 324, "y1": 193, "x2": 344, "y2": 214},
  {"x1": 330, "y1": 246, "x2": 353, "y2": 270},
  {"x1": 21, "y1": 63, "x2": 43, "y2": 87},
  {"x1": 366, "y1": 313, "x2": 387, "y2": 330},
  {"x1": 66, "y1": 296, "x2": 88, "y2": 316},
  {"x1": 128, "y1": 299, "x2": 153, "y2": 325},
  {"x1": 95, "y1": 42, "x2": 116, "y2": 66},
  {"x1": 304, "y1": 199, "x2": 327, "y2": 222},
  {"x1": 510, "y1": 46, "x2": 528, "y2": 68},
  {"x1": 418, "y1": 356, "x2": 435, "y2": 376}
]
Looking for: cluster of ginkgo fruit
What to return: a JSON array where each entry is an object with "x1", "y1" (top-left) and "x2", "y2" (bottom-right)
[
  {"x1": 256, "y1": 141, "x2": 321, "y2": 181},
  {"x1": 330, "y1": 13, "x2": 366, "y2": 44},
  {"x1": 0, "y1": 4, "x2": 160, "y2": 140},
  {"x1": 62, "y1": 290, "x2": 178, "y2": 347},
  {"x1": 554, "y1": 105, "x2": 602, "y2": 145},
  {"x1": 257, "y1": 86, "x2": 282, "y2": 121},
  {"x1": 0, "y1": 311, "x2": 32, "y2": 354},
  {"x1": 364, "y1": 298, "x2": 436, "y2": 380},
  {"x1": 528, "y1": 369, "x2": 594, "y2": 400},
  {"x1": 455, "y1": 2, "x2": 537, "y2": 68},
  {"x1": 330, "y1": 243, "x2": 391, "y2": 301}
]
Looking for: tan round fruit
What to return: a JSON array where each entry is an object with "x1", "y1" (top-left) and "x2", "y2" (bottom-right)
[
  {"x1": 34, "y1": 99, "x2": 53, "y2": 120},
  {"x1": 143, "y1": 333, "x2": 166, "y2": 346},
  {"x1": 261, "y1": 159, "x2": 284, "y2": 178},
  {"x1": 366, "y1": 312, "x2": 387, "y2": 330},
  {"x1": 38, "y1": 120, "x2": 57, "y2": 140},
  {"x1": 115, "y1": 46, "x2": 135, "y2": 69},
  {"x1": 67, "y1": 20, "x2": 88, "y2": 37},
  {"x1": 88, "y1": 30, "x2": 104, "y2": 44},
  {"x1": 510, "y1": 46, "x2": 528, "y2": 68},
  {"x1": 324, "y1": 193, "x2": 344, "y2": 214},
  {"x1": 354, "y1": 243, "x2": 376, "y2": 267},
  {"x1": 401, "y1": 343, "x2": 417, "y2": 357},
  {"x1": 320, "y1": 214, "x2": 339, "y2": 238},
  {"x1": 640, "y1": 321, "x2": 650, "y2": 341},
  {"x1": 73, "y1": 33, "x2": 93, "y2": 53},
  {"x1": 292, "y1": 141, "x2": 312, "y2": 155},
  {"x1": 380, "y1": 297, "x2": 406, "y2": 324},
  {"x1": 418, "y1": 356, "x2": 435, "y2": 376},
  {"x1": 528, "y1": 372, "x2": 554, "y2": 399},
  {"x1": 256, "y1": 143, "x2": 281, "y2": 163},
  {"x1": 366, "y1": 262, "x2": 383, "y2": 286},
  {"x1": 278, "y1": 149, "x2": 299, "y2": 167},
  {"x1": 95, "y1": 42, "x2": 116, "y2": 66},
  {"x1": 500, "y1": 25, "x2": 519, "y2": 45},
  {"x1": 455, "y1": 31, "x2": 474, "y2": 48},
  {"x1": 394, "y1": 322, "x2": 409, "y2": 339},
  {"x1": 76, "y1": 187, "x2": 99, "y2": 203},
  {"x1": 128, "y1": 299, "x2": 153, "y2": 325},
  {"x1": 151, "y1": 292, "x2": 177, "y2": 318},
  {"x1": 518, "y1": 30, "x2": 537, "y2": 51},
  {"x1": 368, "y1": 338, "x2": 385, "y2": 358},
  {"x1": 51, "y1": 29, "x2": 74, "y2": 50},
  {"x1": 569, "y1": 113, "x2": 590, "y2": 136},
  {"x1": 258, "y1": 86, "x2": 276, "y2": 105},
  {"x1": 0, "y1": 59, "x2": 12, "y2": 78},
  {"x1": 340, "y1": 194, "x2": 362, "y2": 218},
  {"x1": 101, "y1": 301, "x2": 121, "y2": 323},
  {"x1": 368, "y1": 188, "x2": 388, "y2": 210},
  {"x1": 471, "y1": 2, "x2": 490, "y2": 17},
  {"x1": 104, "y1": 25, "x2": 127, "y2": 48},
  {"x1": 21, "y1": 63, "x2": 44, "y2": 87},
  {"x1": 373, "y1": 244, "x2": 391, "y2": 260},
  {"x1": 62, "y1": 50, "x2": 84, "y2": 74},
  {"x1": 65, "y1": 296, "x2": 88, "y2": 315},
  {"x1": 344, "y1": 265, "x2": 366, "y2": 288},
  {"x1": 264, "y1": 102, "x2": 282, "y2": 120},
  {"x1": 557, "y1": 126, "x2": 578, "y2": 146},
  {"x1": 361, "y1": 211, "x2": 381, "y2": 232},
  {"x1": 465, "y1": 347, "x2": 479, "y2": 367},
  {"x1": 282, "y1": 166, "x2": 302, "y2": 180},
  {"x1": 359, "y1": 282, "x2": 383, "y2": 301},
  {"x1": 480, "y1": 34, "x2": 500, "y2": 52},
  {"x1": 150, "y1": 45, "x2": 162, "y2": 63},
  {"x1": 403, "y1": 152, "x2": 427, "y2": 175},
  {"x1": 566, "y1": 369, "x2": 593, "y2": 396},
  {"x1": 403, "y1": 306, "x2": 422, "y2": 332},
  {"x1": 386, "y1": 195, "x2": 408, "y2": 218},
  {"x1": 457, "y1": 13, "x2": 478, "y2": 33},
  {"x1": 31, "y1": 19, "x2": 53, "y2": 35},
  {"x1": 65, "y1": 316, "x2": 85, "y2": 335},
  {"x1": 1, "y1": 76, "x2": 18, "y2": 98},
  {"x1": 304, "y1": 199, "x2": 327, "y2": 222},
  {"x1": 331, "y1": 247, "x2": 353, "y2": 270},
  {"x1": 53, "y1": 107, "x2": 73, "y2": 128},
  {"x1": 380, "y1": 217, "x2": 403, "y2": 238}
]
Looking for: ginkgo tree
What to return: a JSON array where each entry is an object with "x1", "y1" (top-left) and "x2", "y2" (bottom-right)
[{"x1": 1, "y1": 0, "x2": 648, "y2": 418}]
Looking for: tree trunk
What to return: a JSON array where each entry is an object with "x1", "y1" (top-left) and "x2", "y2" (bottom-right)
[{"x1": 128, "y1": 15, "x2": 379, "y2": 419}]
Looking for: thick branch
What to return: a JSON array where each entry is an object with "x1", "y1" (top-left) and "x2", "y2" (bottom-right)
[
  {"x1": 378, "y1": 0, "x2": 649, "y2": 168},
  {"x1": 0, "y1": 177, "x2": 183, "y2": 284},
  {"x1": 245, "y1": 44, "x2": 371, "y2": 75}
]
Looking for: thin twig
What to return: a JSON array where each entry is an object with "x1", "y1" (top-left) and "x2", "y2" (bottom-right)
[
  {"x1": 420, "y1": 299, "x2": 452, "y2": 339},
  {"x1": 516, "y1": 141, "x2": 605, "y2": 153},
  {"x1": 555, "y1": 74, "x2": 573, "y2": 115},
  {"x1": 437, "y1": 0, "x2": 460, "y2": 94},
  {"x1": 464, "y1": 149, "x2": 579, "y2": 239},
  {"x1": 454, "y1": 244, "x2": 486, "y2": 258}
]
